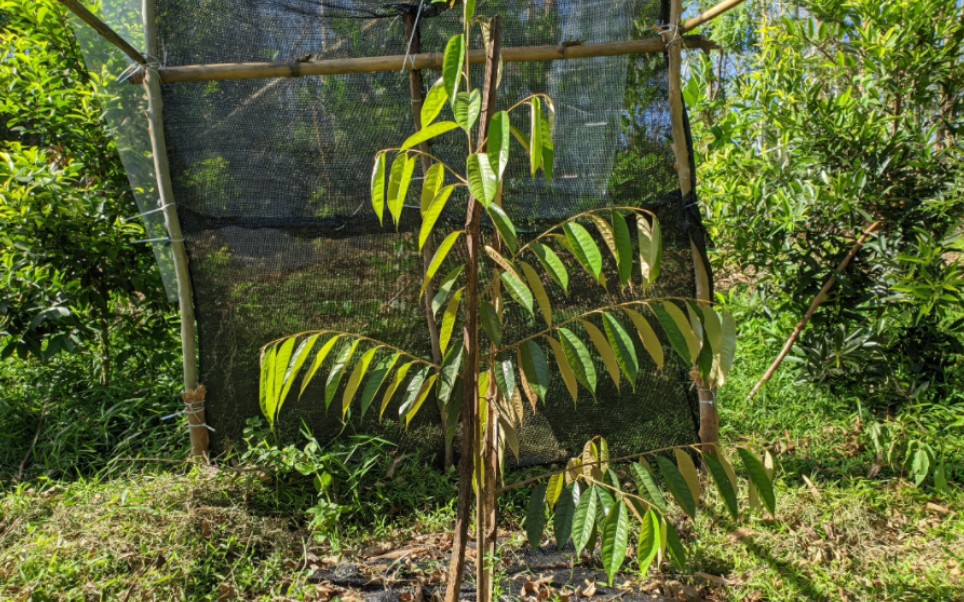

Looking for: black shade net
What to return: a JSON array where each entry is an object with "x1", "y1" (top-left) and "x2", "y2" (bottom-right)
[{"x1": 146, "y1": 0, "x2": 708, "y2": 464}]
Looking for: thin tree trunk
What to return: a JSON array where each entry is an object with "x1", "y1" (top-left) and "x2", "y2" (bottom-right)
[
  {"x1": 747, "y1": 220, "x2": 883, "y2": 400},
  {"x1": 444, "y1": 17, "x2": 502, "y2": 602}
]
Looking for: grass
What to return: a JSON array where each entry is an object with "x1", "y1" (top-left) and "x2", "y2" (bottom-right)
[{"x1": 0, "y1": 307, "x2": 961, "y2": 601}]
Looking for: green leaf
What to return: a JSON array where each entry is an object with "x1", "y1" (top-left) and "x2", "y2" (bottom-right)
[
  {"x1": 636, "y1": 215, "x2": 661, "y2": 286},
  {"x1": 341, "y1": 345, "x2": 379, "y2": 417},
  {"x1": 325, "y1": 340, "x2": 359, "y2": 411},
  {"x1": 602, "y1": 313, "x2": 638, "y2": 386},
  {"x1": 442, "y1": 34, "x2": 465, "y2": 102},
  {"x1": 436, "y1": 345, "x2": 463, "y2": 407},
  {"x1": 485, "y1": 204, "x2": 517, "y2": 253},
  {"x1": 401, "y1": 121, "x2": 460, "y2": 150},
  {"x1": 529, "y1": 97, "x2": 543, "y2": 176},
  {"x1": 547, "y1": 337, "x2": 578, "y2": 403},
  {"x1": 703, "y1": 453, "x2": 739, "y2": 519},
  {"x1": 656, "y1": 455, "x2": 697, "y2": 519},
  {"x1": 420, "y1": 77, "x2": 447, "y2": 126},
  {"x1": 665, "y1": 521, "x2": 686, "y2": 569},
  {"x1": 371, "y1": 152, "x2": 386, "y2": 225},
  {"x1": 612, "y1": 212, "x2": 633, "y2": 287},
  {"x1": 601, "y1": 501, "x2": 630, "y2": 586},
  {"x1": 479, "y1": 300, "x2": 502, "y2": 345},
  {"x1": 737, "y1": 448, "x2": 776, "y2": 514},
  {"x1": 493, "y1": 356, "x2": 516, "y2": 403},
  {"x1": 623, "y1": 308, "x2": 664, "y2": 370},
  {"x1": 558, "y1": 327, "x2": 597, "y2": 396},
  {"x1": 581, "y1": 319, "x2": 621, "y2": 390},
  {"x1": 300, "y1": 336, "x2": 342, "y2": 399},
  {"x1": 359, "y1": 353, "x2": 400, "y2": 418},
  {"x1": 520, "y1": 261, "x2": 551, "y2": 326},
  {"x1": 466, "y1": 153, "x2": 497, "y2": 207},
  {"x1": 554, "y1": 484, "x2": 577, "y2": 549},
  {"x1": 399, "y1": 368, "x2": 435, "y2": 426},
  {"x1": 453, "y1": 90, "x2": 481, "y2": 132},
  {"x1": 272, "y1": 338, "x2": 296, "y2": 412},
  {"x1": 520, "y1": 340, "x2": 549, "y2": 403},
  {"x1": 464, "y1": 0, "x2": 476, "y2": 20},
  {"x1": 279, "y1": 335, "x2": 320, "y2": 406},
  {"x1": 500, "y1": 271, "x2": 535, "y2": 316},
  {"x1": 674, "y1": 448, "x2": 702, "y2": 505},
  {"x1": 525, "y1": 482, "x2": 548, "y2": 551},
  {"x1": 380, "y1": 361, "x2": 414, "y2": 419},
  {"x1": 631, "y1": 459, "x2": 667, "y2": 512},
  {"x1": 654, "y1": 302, "x2": 699, "y2": 365},
  {"x1": 260, "y1": 345, "x2": 277, "y2": 423},
  {"x1": 540, "y1": 103, "x2": 554, "y2": 180},
  {"x1": 439, "y1": 289, "x2": 462, "y2": 355},
  {"x1": 564, "y1": 222, "x2": 603, "y2": 282},
  {"x1": 419, "y1": 184, "x2": 456, "y2": 252},
  {"x1": 543, "y1": 474, "x2": 565, "y2": 510},
  {"x1": 420, "y1": 230, "x2": 462, "y2": 298},
  {"x1": 420, "y1": 162, "x2": 446, "y2": 213},
  {"x1": 387, "y1": 153, "x2": 417, "y2": 228},
  {"x1": 637, "y1": 509, "x2": 660, "y2": 577},
  {"x1": 432, "y1": 268, "x2": 463, "y2": 317},
  {"x1": 572, "y1": 485, "x2": 598, "y2": 556},
  {"x1": 531, "y1": 243, "x2": 568, "y2": 293},
  {"x1": 488, "y1": 111, "x2": 511, "y2": 179}
]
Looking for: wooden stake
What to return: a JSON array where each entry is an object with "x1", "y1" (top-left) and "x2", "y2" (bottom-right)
[
  {"x1": 747, "y1": 221, "x2": 883, "y2": 401},
  {"x1": 143, "y1": 0, "x2": 206, "y2": 458},
  {"x1": 150, "y1": 36, "x2": 715, "y2": 84},
  {"x1": 662, "y1": 0, "x2": 719, "y2": 452},
  {"x1": 58, "y1": 0, "x2": 147, "y2": 66}
]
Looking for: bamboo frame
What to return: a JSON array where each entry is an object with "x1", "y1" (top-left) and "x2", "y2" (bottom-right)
[
  {"x1": 143, "y1": 0, "x2": 206, "y2": 457},
  {"x1": 148, "y1": 36, "x2": 716, "y2": 84},
  {"x1": 681, "y1": 0, "x2": 748, "y2": 33},
  {"x1": 59, "y1": 0, "x2": 146, "y2": 66},
  {"x1": 662, "y1": 0, "x2": 720, "y2": 451}
]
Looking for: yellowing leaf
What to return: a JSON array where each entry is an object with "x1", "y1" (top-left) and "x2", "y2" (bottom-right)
[
  {"x1": 439, "y1": 289, "x2": 463, "y2": 355},
  {"x1": 580, "y1": 319, "x2": 620, "y2": 390},
  {"x1": 520, "y1": 261, "x2": 552, "y2": 326},
  {"x1": 674, "y1": 448, "x2": 701, "y2": 504},
  {"x1": 401, "y1": 121, "x2": 460, "y2": 150},
  {"x1": 624, "y1": 308, "x2": 664, "y2": 369},
  {"x1": 420, "y1": 230, "x2": 463, "y2": 298},
  {"x1": 547, "y1": 336, "x2": 578, "y2": 403}
]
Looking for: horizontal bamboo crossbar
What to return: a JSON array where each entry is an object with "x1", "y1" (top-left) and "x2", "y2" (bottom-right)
[{"x1": 151, "y1": 36, "x2": 717, "y2": 84}]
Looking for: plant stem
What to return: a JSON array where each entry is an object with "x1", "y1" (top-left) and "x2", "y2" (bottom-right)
[
  {"x1": 444, "y1": 17, "x2": 502, "y2": 602},
  {"x1": 747, "y1": 220, "x2": 883, "y2": 400}
]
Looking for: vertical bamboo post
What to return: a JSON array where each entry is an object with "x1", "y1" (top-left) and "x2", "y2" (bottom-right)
[
  {"x1": 143, "y1": 0, "x2": 207, "y2": 457},
  {"x1": 402, "y1": 13, "x2": 451, "y2": 469},
  {"x1": 662, "y1": 0, "x2": 719, "y2": 453}
]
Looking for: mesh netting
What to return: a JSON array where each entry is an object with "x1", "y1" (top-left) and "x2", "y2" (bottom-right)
[{"x1": 84, "y1": 0, "x2": 710, "y2": 464}]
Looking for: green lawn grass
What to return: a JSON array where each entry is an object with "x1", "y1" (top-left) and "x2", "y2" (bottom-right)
[{"x1": 1, "y1": 314, "x2": 961, "y2": 601}]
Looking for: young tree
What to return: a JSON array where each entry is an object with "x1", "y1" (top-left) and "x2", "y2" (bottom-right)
[{"x1": 259, "y1": 4, "x2": 769, "y2": 600}]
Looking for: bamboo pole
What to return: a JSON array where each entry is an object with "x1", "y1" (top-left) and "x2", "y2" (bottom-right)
[
  {"x1": 747, "y1": 220, "x2": 884, "y2": 401},
  {"x1": 402, "y1": 14, "x2": 450, "y2": 469},
  {"x1": 149, "y1": 36, "x2": 715, "y2": 84},
  {"x1": 143, "y1": 0, "x2": 207, "y2": 457},
  {"x1": 662, "y1": 0, "x2": 719, "y2": 452},
  {"x1": 58, "y1": 0, "x2": 146, "y2": 66},
  {"x1": 681, "y1": 0, "x2": 748, "y2": 33}
]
